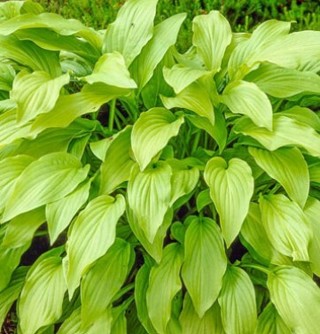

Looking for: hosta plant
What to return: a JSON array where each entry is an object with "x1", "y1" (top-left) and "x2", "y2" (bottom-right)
[{"x1": 1, "y1": 0, "x2": 320, "y2": 333}]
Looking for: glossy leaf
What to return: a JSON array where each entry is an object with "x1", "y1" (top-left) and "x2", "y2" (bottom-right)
[
  {"x1": 259, "y1": 194, "x2": 312, "y2": 261},
  {"x1": 18, "y1": 250, "x2": 67, "y2": 334},
  {"x1": 65, "y1": 194, "x2": 126, "y2": 298},
  {"x1": 268, "y1": 266, "x2": 320, "y2": 333},
  {"x1": 131, "y1": 13, "x2": 186, "y2": 89},
  {"x1": 249, "y1": 147, "x2": 309, "y2": 207},
  {"x1": 146, "y1": 243, "x2": 183, "y2": 334},
  {"x1": 235, "y1": 115, "x2": 320, "y2": 158},
  {"x1": 46, "y1": 179, "x2": 91, "y2": 244},
  {"x1": 132, "y1": 108, "x2": 184, "y2": 171},
  {"x1": 81, "y1": 239, "x2": 132, "y2": 326},
  {"x1": 3, "y1": 152, "x2": 89, "y2": 222},
  {"x1": 222, "y1": 80, "x2": 273, "y2": 130},
  {"x1": 100, "y1": 127, "x2": 135, "y2": 194},
  {"x1": 127, "y1": 162, "x2": 172, "y2": 243},
  {"x1": 192, "y1": 10, "x2": 232, "y2": 72},
  {"x1": 180, "y1": 295, "x2": 225, "y2": 334},
  {"x1": 11, "y1": 71, "x2": 69, "y2": 124},
  {"x1": 103, "y1": 0, "x2": 158, "y2": 66},
  {"x1": 204, "y1": 157, "x2": 254, "y2": 247},
  {"x1": 182, "y1": 217, "x2": 227, "y2": 317},
  {"x1": 218, "y1": 266, "x2": 257, "y2": 334}
]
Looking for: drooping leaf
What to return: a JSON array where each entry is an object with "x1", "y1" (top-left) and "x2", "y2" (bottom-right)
[
  {"x1": 255, "y1": 303, "x2": 291, "y2": 334},
  {"x1": 192, "y1": 10, "x2": 232, "y2": 72},
  {"x1": 268, "y1": 266, "x2": 320, "y2": 333},
  {"x1": 249, "y1": 147, "x2": 309, "y2": 207},
  {"x1": 182, "y1": 217, "x2": 227, "y2": 317},
  {"x1": 100, "y1": 127, "x2": 135, "y2": 194},
  {"x1": 46, "y1": 179, "x2": 91, "y2": 245},
  {"x1": 132, "y1": 108, "x2": 184, "y2": 171},
  {"x1": 127, "y1": 162, "x2": 172, "y2": 243},
  {"x1": 235, "y1": 115, "x2": 320, "y2": 158},
  {"x1": 3, "y1": 152, "x2": 89, "y2": 222},
  {"x1": 259, "y1": 194, "x2": 312, "y2": 261},
  {"x1": 245, "y1": 63, "x2": 320, "y2": 98},
  {"x1": 11, "y1": 70, "x2": 69, "y2": 124},
  {"x1": 103, "y1": 0, "x2": 158, "y2": 67},
  {"x1": 18, "y1": 249, "x2": 67, "y2": 334},
  {"x1": 162, "y1": 81, "x2": 215, "y2": 125},
  {"x1": 131, "y1": 13, "x2": 186, "y2": 90},
  {"x1": 81, "y1": 239, "x2": 132, "y2": 326},
  {"x1": 304, "y1": 197, "x2": 320, "y2": 276},
  {"x1": 0, "y1": 267, "x2": 28, "y2": 328},
  {"x1": 218, "y1": 266, "x2": 257, "y2": 334},
  {"x1": 146, "y1": 243, "x2": 183, "y2": 334},
  {"x1": 204, "y1": 157, "x2": 254, "y2": 247},
  {"x1": 179, "y1": 294, "x2": 225, "y2": 334},
  {"x1": 65, "y1": 194, "x2": 125, "y2": 298},
  {"x1": 222, "y1": 80, "x2": 273, "y2": 130}
]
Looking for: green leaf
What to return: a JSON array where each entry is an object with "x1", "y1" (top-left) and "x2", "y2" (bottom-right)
[
  {"x1": 46, "y1": 179, "x2": 91, "y2": 245},
  {"x1": 56, "y1": 308, "x2": 82, "y2": 334},
  {"x1": 162, "y1": 81, "x2": 215, "y2": 125},
  {"x1": 84, "y1": 52, "x2": 137, "y2": 89},
  {"x1": 146, "y1": 243, "x2": 183, "y2": 334},
  {"x1": 127, "y1": 162, "x2": 172, "y2": 243},
  {"x1": 100, "y1": 127, "x2": 135, "y2": 194},
  {"x1": 180, "y1": 295, "x2": 225, "y2": 334},
  {"x1": 182, "y1": 217, "x2": 227, "y2": 317},
  {"x1": 255, "y1": 303, "x2": 291, "y2": 334},
  {"x1": 245, "y1": 63, "x2": 320, "y2": 98},
  {"x1": 218, "y1": 266, "x2": 257, "y2": 334},
  {"x1": 204, "y1": 157, "x2": 254, "y2": 247},
  {"x1": 131, "y1": 13, "x2": 186, "y2": 90},
  {"x1": 11, "y1": 71, "x2": 69, "y2": 124},
  {"x1": 132, "y1": 108, "x2": 184, "y2": 171},
  {"x1": 304, "y1": 197, "x2": 320, "y2": 276},
  {"x1": 81, "y1": 239, "x2": 132, "y2": 326},
  {"x1": 249, "y1": 147, "x2": 309, "y2": 207},
  {"x1": 0, "y1": 267, "x2": 28, "y2": 328},
  {"x1": 268, "y1": 266, "x2": 320, "y2": 333},
  {"x1": 222, "y1": 80, "x2": 273, "y2": 130},
  {"x1": 0, "y1": 63, "x2": 15, "y2": 91},
  {"x1": 235, "y1": 115, "x2": 320, "y2": 158},
  {"x1": 259, "y1": 194, "x2": 312, "y2": 261},
  {"x1": 103, "y1": 0, "x2": 158, "y2": 67},
  {"x1": 3, "y1": 152, "x2": 89, "y2": 222},
  {"x1": 192, "y1": 10, "x2": 232, "y2": 72},
  {"x1": 65, "y1": 194, "x2": 125, "y2": 298},
  {"x1": 18, "y1": 250, "x2": 67, "y2": 334}
]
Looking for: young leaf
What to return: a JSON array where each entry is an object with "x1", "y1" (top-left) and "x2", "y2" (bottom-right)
[
  {"x1": 3, "y1": 152, "x2": 89, "y2": 222},
  {"x1": 146, "y1": 243, "x2": 183, "y2": 334},
  {"x1": 218, "y1": 266, "x2": 257, "y2": 334},
  {"x1": 46, "y1": 179, "x2": 91, "y2": 245},
  {"x1": 103, "y1": 0, "x2": 158, "y2": 67},
  {"x1": 222, "y1": 80, "x2": 273, "y2": 130},
  {"x1": 179, "y1": 294, "x2": 224, "y2": 334},
  {"x1": 249, "y1": 147, "x2": 309, "y2": 207},
  {"x1": 182, "y1": 217, "x2": 227, "y2": 317},
  {"x1": 127, "y1": 162, "x2": 172, "y2": 243},
  {"x1": 255, "y1": 303, "x2": 291, "y2": 334},
  {"x1": 204, "y1": 157, "x2": 254, "y2": 247},
  {"x1": 131, "y1": 13, "x2": 187, "y2": 90},
  {"x1": 65, "y1": 194, "x2": 126, "y2": 298},
  {"x1": 81, "y1": 239, "x2": 132, "y2": 326},
  {"x1": 18, "y1": 250, "x2": 67, "y2": 334},
  {"x1": 11, "y1": 70, "x2": 69, "y2": 124},
  {"x1": 132, "y1": 108, "x2": 184, "y2": 171},
  {"x1": 259, "y1": 194, "x2": 312, "y2": 261},
  {"x1": 192, "y1": 10, "x2": 232, "y2": 72},
  {"x1": 268, "y1": 266, "x2": 320, "y2": 333},
  {"x1": 235, "y1": 115, "x2": 320, "y2": 158}
]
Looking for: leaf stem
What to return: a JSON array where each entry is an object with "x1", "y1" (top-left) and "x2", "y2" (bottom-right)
[
  {"x1": 241, "y1": 263, "x2": 271, "y2": 275},
  {"x1": 108, "y1": 99, "x2": 116, "y2": 132}
]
